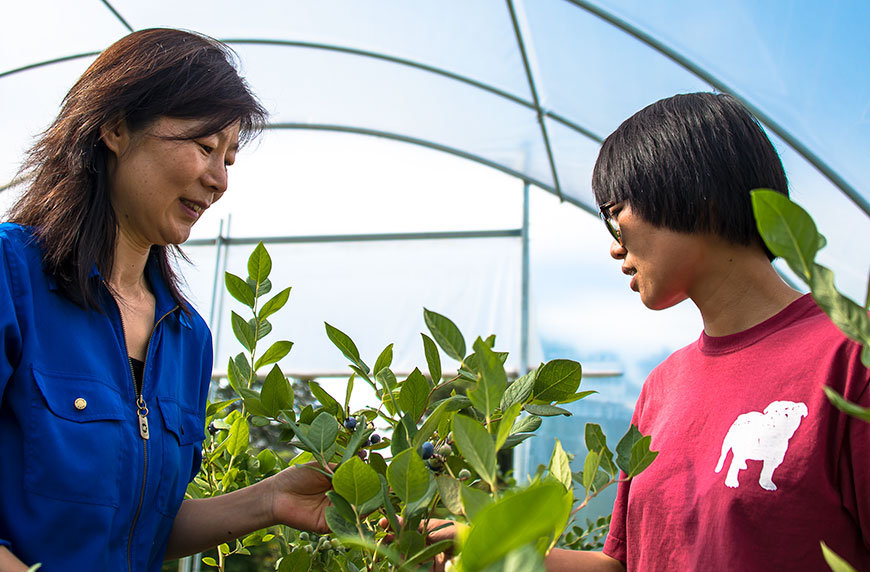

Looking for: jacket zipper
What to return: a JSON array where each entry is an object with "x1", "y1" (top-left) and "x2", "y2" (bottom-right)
[{"x1": 110, "y1": 286, "x2": 178, "y2": 572}]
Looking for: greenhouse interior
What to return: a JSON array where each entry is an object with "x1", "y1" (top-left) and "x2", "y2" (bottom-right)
[{"x1": 1, "y1": 1, "x2": 869, "y2": 570}]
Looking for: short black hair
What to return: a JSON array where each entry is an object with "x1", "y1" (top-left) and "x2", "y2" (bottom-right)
[{"x1": 591, "y1": 92, "x2": 788, "y2": 259}]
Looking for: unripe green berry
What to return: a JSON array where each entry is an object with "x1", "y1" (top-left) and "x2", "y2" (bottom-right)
[{"x1": 458, "y1": 468, "x2": 471, "y2": 481}]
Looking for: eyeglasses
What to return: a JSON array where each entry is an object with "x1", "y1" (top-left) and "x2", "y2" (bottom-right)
[{"x1": 598, "y1": 201, "x2": 622, "y2": 244}]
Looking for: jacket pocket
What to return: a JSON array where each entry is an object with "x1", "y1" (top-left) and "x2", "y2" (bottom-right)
[
  {"x1": 26, "y1": 366, "x2": 124, "y2": 507},
  {"x1": 155, "y1": 396, "x2": 203, "y2": 516}
]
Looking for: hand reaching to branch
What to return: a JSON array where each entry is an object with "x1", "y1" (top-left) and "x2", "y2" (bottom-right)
[{"x1": 268, "y1": 462, "x2": 333, "y2": 534}]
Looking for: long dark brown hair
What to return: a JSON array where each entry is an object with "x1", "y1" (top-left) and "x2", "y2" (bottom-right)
[{"x1": 8, "y1": 28, "x2": 268, "y2": 311}]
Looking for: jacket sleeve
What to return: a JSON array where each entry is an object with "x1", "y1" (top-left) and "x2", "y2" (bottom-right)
[{"x1": 0, "y1": 236, "x2": 25, "y2": 549}]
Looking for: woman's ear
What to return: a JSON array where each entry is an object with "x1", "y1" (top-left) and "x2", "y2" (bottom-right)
[{"x1": 100, "y1": 119, "x2": 131, "y2": 156}]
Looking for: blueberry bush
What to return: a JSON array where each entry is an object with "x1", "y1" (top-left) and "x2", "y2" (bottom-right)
[{"x1": 189, "y1": 243, "x2": 658, "y2": 571}]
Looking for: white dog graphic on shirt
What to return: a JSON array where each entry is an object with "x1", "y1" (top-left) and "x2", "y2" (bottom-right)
[{"x1": 714, "y1": 400, "x2": 808, "y2": 491}]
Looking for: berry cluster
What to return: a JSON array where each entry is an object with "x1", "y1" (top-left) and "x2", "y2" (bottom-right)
[{"x1": 344, "y1": 416, "x2": 381, "y2": 447}]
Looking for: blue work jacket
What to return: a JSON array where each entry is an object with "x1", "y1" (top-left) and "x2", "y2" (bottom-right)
[{"x1": 0, "y1": 223, "x2": 212, "y2": 571}]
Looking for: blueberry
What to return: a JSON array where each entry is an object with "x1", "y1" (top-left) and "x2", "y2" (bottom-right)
[
  {"x1": 438, "y1": 444, "x2": 453, "y2": 457},
  {"x1": 344, "y1": 417, "x2": 357, "y2": 430},
  {"x1": 421, "y1": 441, "x2": 435, "y2": 459},
  {"x1": 369, "y1": 433, "x2": 381, "y2": 445},
  {"x1": 207, "y1": 422, "x2": 218, "y2": 435},
  {"x1": 458, "y1": 468, "x2": 471, "y2": 481},
  {"x1": 427, "y1": 458, "x2": 442, "y2": 471}
]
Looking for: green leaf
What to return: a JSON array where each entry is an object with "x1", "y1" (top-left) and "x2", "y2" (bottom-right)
[
  {"x1": 422, "y1": 333, "x2": 442, "y2": 386},
  {"x1": 524, "y1": 403, "x2": 571, "y2": 417},
  {"x1": 308, "y1": 411, "x2": 340, "y2": 457},
  {"x1": 496, "y1": 402, "x2": 523, "y2": 451},
  {"x1": 309, "y1": 381, "x2": 341, "y2": 416},
  {"x1": 477, "y1": 545, "x2": 544, "y2": 572},
  {"x1": 391, "y1": 414, "x2": 418, "y2": 457},
  {"x1": 373, "y1": 344, "x2": 394, "y2": 377},
  {"x1": 387, "y1": 449, "x2": 431, "y2": 504},
  {"x1": 324, "y1": 322, "x2": 369, "y2": 374},
  {"x1": 533, "y1": 359, "x2": 582, "y2": 403},
  {"x1": 615, "y1": 425, "x2": 642, "y2": 475},
  {"x1": 821, "y1": 542, "x2": 858, "y2": 572},
  {"x1": 582, "y1": 450, "x2": 601, "y2": 492},
  {"x1": 261, "y1": 365, "x2": 292, "y2": 416},
  {"x1": 423, "y1": 308, "x2": 466, "y2": 362},
  {"x1": 412, "y1": 398, "x2": 450, "y2": 448},
  {"x1": 326, "y1": 490, "x2": 356, "y2": 523},
  {"x1": 257, "y1": 449, "x2": 278, "y2": 474},
  {"x1": 333, "y1": 456, "x2": 381, "y2": 506},
  {"x1": 810, "y1": 263, "x2": 870, "y2": 344},
  {"x1": 458, "y1": 481, "x2": 570, "y2": 571},
  {"x1": 258, "y1": 287, "x2": 291, "y2": 322},
  {"x1": 548, "y1": 439, "x2": 573, "y2": 491},
  {"x1": 500, "y1": 370, "x2": 536, "y2": 410},
  {"x1": 435, "y1": 475, "x2": 463, "y2": 515},
  {"x1": 398, "y1": 368, "x2": 430, "y2": 421},
  {"x1": 225, "y1": 272, "x2": 255, "y2": 308},
  {"x1": 227, "y1": 416, "x2": 249, "y2": 457},
  {"x1": 376, "y1": 367, "x2": 400, "y2": 415},
  {"x1": 324, "y1": 505, "x2": 358, "y2": 538},
  {"x1": 510, "y1": 414, "x2": 542, "y2": 435},
  {"x1": 247, "y1": 242, "x2": 272, "y2": 284},
  {"x1": 452, "y1": 414, "x2": 496, "y2": 487},
  {"x1": 628, "y1": 435, "x2": 658, "y2": 477},
  {"x1": 253, "y1": 317, "x2": 271, "y2": 341},
  {"x1": 585, "y1": 423, "x2": 617, "y2": 475},
  {"x1": 501, "y1": 433, "x2": 535, "y2": 449},
  {"x1": 345, "y1": 373, "x2": 355, "y2": 412},
  {"x1": 468, "y1": 337, "x2": 508, "y2": 417},
  {"x1": 254, "y1": 340, "x2": 293, "y2": 371},
  {"x1": 460, "y1": 486, "x2": 493, "y2": 520},
  {"x1": 823, "y1": 386, "x2": 870, "y2": 422},
  {"x1": 556, "y1": 390, "x2": 597, "y2": 405},
  {"x1": 231, "y1": 311, "x2": 255, "y2": 352},
  {"x1": 206, "y1": 399, "x2": 237, "y2": 417},
  {"x1": 751, "y1": 189, "x2": 819, "y2": 281},
  {"x1": 277, "y1": 550, "x2": 310, "y2": 572},
  {"x1": 401, "y1": 539, "x2": 456, "y2": 571}
]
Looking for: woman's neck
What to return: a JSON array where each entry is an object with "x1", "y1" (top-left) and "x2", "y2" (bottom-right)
[{"x1": 691, "y1": 245, "x2": 802, "y2": 337}]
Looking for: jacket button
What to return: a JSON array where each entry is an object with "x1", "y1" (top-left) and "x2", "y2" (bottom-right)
[{"x1": 74, "y1": 398, "x2": 87, "y2": 410}]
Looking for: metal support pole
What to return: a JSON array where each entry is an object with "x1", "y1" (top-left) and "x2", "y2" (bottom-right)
[{"x1": 520, "y1": 181, "x2": 531, "y2": 376}]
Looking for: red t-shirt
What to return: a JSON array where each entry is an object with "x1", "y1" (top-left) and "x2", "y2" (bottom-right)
[{"x1": 604, "y1": 294, "x2": 870, "y2": 571}]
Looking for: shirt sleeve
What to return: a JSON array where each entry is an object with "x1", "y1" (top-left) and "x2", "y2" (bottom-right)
[{"x1": 603, "y1": 475, "x2": 629, "y2": 564}]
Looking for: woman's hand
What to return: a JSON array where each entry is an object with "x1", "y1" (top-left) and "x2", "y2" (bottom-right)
[{"x1": 267, "y1": 463, "x2": 333, "y2": 534}]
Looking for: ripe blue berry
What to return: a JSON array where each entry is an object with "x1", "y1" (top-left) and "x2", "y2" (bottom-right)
[
  {"x1": 207, "y1": 422, "x2": 218, "y2": 435},
  {"x1": 344, "y1": 417, "x2": 357, "y2": 430},
  {"x1": 421, "y1": 441, "x2": 435, "y2": 459},
  {"x1": 369, "y1": 433, "x2": 381, "y2": 444}
]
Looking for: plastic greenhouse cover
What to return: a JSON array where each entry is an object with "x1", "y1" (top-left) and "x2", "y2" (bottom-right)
[{"x1": 1, "y1": 0, "x2": 868, "y2": 388}]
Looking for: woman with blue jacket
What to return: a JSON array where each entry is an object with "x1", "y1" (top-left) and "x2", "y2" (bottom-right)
[{"x1": 0, "y1": 28, "x2": 331, "y2": 571}]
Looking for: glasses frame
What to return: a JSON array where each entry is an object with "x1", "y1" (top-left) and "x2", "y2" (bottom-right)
[{"x1": 598, "y1": 200, "x2": 622, "y2": 244}]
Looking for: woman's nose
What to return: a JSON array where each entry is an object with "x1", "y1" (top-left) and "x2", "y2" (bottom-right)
[
  {"x1": 609, "y1": 239, "x2": 626, "y2": 260},
  {"x1": 203, "y1": 159, "x2": 228, "y2": 194}
]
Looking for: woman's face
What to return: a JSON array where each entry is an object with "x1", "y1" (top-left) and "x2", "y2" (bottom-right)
[
  {"x1": 103, "y1": 116, "x2": 240, "y2": 249},
  {"x1": 606, "y1": 202, "x2": 711, "y2": 311}
]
